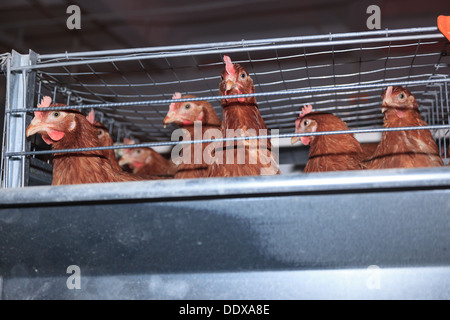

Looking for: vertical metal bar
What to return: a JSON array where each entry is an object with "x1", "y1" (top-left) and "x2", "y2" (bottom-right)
[
  {"x1": 37, "y1": 76, "x2": 42, "y2": 105},
  {"x1": 407, "y1": 39, "x2": 421, "y2": 81},
  {"x1": 274, "y1": 49, "x2": 294, "y2": 114},
  {"x1": 2, "y1": 50, "x2": 36, "y2": 188},
  {"x1": 302, "y1": 47, "x2": 314, "y2": 103},
  {"x1": 445, "y1": 81, "x2": 450, "y2": 163},
  {"x1": 330, "y1": 41, "x2": 338, "y2": 111},
  {"x1": 245, "y1": 51, "x2": 280, "y2": 128},
  {"x1": 382, "y1": 41, "x2": 392, "y2": 82},
  {"x1": 110, "y1": 61, "x2": 162, "y2": 135},
  {"x1": 357, "y1": 43, "x2": 363, "y2": 125},
  {"x1": 23, "y1": 51, "x2": 36, "y2": 187},
  {"x1": 21, "y1": 69, "x2": 27, "y2": 185},
  {"x1": 52, "y1": 85, "x2": 57, "y2": 102},
  {"x1": 437, "y1": 84, "x2": 445, "y2": 160},
  {"x1": 0, "y1": 54, "x2": 11, "y2": 187}
]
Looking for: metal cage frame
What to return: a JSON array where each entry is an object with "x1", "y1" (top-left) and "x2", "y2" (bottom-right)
[
  {"x1": 1, "y1": 26, "x2": 450, "y2": 188},
  {"x1": 1, "y1": 26, "x2": 450, "y2": 187},
  {"x1": 1, "y1": 26, "x2": 450, "y2": 300}
]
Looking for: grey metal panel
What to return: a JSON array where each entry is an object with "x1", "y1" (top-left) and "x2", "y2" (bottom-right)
[
  {"x1": 1, "y1": 167, "x2": 450, "y2": 204},
  {"x1": 2, "y1": 267, "x2": 450, "y2": 300}
]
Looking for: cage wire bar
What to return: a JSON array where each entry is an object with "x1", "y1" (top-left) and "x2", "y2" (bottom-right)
[
  {"x1": 1, "y1": 51, "x2": 37, "y2": 188},
  {"x1": 1, "y1": 26, "x2": 450, "y2": 188}
]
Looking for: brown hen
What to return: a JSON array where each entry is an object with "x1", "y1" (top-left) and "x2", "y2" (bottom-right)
[
  {"x1": 26, "y1": 96, "x2": 141, "y2": 185},
  {"x1": 118, "y1": 146, "x2": 174, "y2": 179},
  {"x1": 163, "y1": 92, "x2": 221, "y2": 179},
  {"x1": 366, "y1": 86, "x2": 443, "y2": 169},
  {"x1": 86, "y1": 109, "x2": 123, "y2": 171},
  {"x1": 207, "y1": 55, "x2": 281, "y2": 177},
  {"x1": 292, "y1": 105, "x2": 365, "y2": 173}
]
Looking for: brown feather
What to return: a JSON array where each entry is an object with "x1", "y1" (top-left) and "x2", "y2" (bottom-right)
[
  {"x1": 360, "y1": 142, "x2": 379, "y2": 161},
  {"x1": 51, "y1": 114, "x2": 142, "y2": 185},
  {"x1": 93, "y1": 121, "x2": 123, "y2": 171},
  {"x1": 173, "y1": 125, "x2": 219, "y2": 179}
]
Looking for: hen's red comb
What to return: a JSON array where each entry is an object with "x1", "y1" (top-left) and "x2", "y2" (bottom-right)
[
  {"x1": 35, "y1": 96, "x2": 52, "y2": 119},
  {"x1": 299, "y1": 104, "x2": 313, "y2": 119},
  {"x1": 385, "y1": 86, "x2": 393, "y2": 99},
  {"x1": 86, "y1": 109, "x2": 95, "y2": 125},
  {"x1": 123, "y1": 138, "x2": 137, "y2": 155},
  {"x1": 169, "y1": 92, "x2": 182, "y2": 111},
  {"x1": 223, "y1": 55, "x2": 236, "y2": 76},
  {"x1": 123, "y1": 138, "x2": 135, "y2": 145},
  {"x1": 295, "y1": 105, "x2": 313, "y2": 129}
]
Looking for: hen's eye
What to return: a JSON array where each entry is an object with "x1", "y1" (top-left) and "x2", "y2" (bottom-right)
[
  {"x1": 221, "y1": 75, "x2": 224, "y2": 81},
  {"x1": 53, "y1": 112, "x2": 60, "y2": 118},
  {"x1": 185, "y1": 104, "x2": 191, "y2": 109},
  {"x1": 303, "y1": 120, "x2": 309, "y2": 126},
  {"x1": 399, "y1": 93, "x2": 405, "y2": 99},
  {"x1": 136, "y1": 149, "x2": 141, "y2": 154},
  {"x1": 240, "y1": 73, "x2": 246, "y2": 79},
  {"x1": 98, "y1": 130, "x2": 103, "y2": 136}
]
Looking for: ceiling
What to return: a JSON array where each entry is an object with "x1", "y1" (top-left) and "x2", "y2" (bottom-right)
[{"x1": 0, "y1": 0, "x2": 447, "y2": 55}]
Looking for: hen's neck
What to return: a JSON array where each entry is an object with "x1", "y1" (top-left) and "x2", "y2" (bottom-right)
[
  {"x1": 182, "y1": 123, "x2": 220, "y2": 138},
  {"x1": 384, "y1": 109, "x2": 425, "y2": 127},
  {"x1": 222, "y1": 103, "x2": 267, "y2": 131},
  {"x1": 51, "y1": 117, "x2": 110, "y2": 184},
  {"x1": 201, "y1": 107, "x2": 221, "y2": 127},
  {"x1": 309, "y1": 134, "x2": 362, "y2": 157}
]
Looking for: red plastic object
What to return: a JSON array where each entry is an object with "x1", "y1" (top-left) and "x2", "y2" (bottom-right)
[{"x1": 438, "y1": 15, "x2": 450, "y2": 41}]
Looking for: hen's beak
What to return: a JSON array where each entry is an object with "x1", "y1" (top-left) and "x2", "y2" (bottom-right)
[
  {"x1": 291, "y1": 126, "x2": 302, "y2": 145},
  {"x1": 118, "y1": 153, "x2": 131, "y2": 167},
  {"x1": 291, "y1": 119, "x2": 301, "y2": 144},
  {"x1": 225, "y1": 79, "x2": 236, "y2": 92},
  {"x1": 26, "y1": 118, "x2": 45, "y2": 137},
  {"x1": 163, "y1": 111, "x2": 177, "y2": 128},
  {"x1": 381, "y1": 86, "x2": 393, "y2": 113}
]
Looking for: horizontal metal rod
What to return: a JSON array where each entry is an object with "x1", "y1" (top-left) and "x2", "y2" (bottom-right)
[
  {"x1": 7, "y1": 79, "x2": 450, "y2": 114},
  {"x1": 7, "y1": 124, "x2": 450, "y2": 157},
  {"x1": 38, "y1": 26, "x2": 439, "y2": 60},
  {"x1": 12, "y1": 33, "x2": 445, "y2": 71},
  {"x1": 2, "y1": 166, "x2": 450, "y2": 204}
]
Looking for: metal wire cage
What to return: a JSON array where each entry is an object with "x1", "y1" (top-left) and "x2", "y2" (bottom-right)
[{"x1": 1, "y1": 26, "x2": 450, "y2": 188}]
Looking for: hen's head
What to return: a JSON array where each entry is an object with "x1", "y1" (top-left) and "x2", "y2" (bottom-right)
[
  {"x1": 118, "y1": 147, "x2": 155, "y2": 171},
  {"x1": 381, "y1": 86, "x2": 418, "y2": 115},
  {"x1": 219, "y1": 55, "x2": 256, "y2": 106},
  {"x1": 291, "y1": 105, "x2": 349, "y2": 146},
  {"x1": 86, "y1": 109, "x2": 114, "y2": 147},
  {"x1": 163, "y1": 92, "x2": 221, "y2": 127},
  {"x1": 291, "y1": 105, "x2": 317, "y2": 146},
  {"x1": 26, "y1": 96, "x2": 82, "y2": 145}
]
